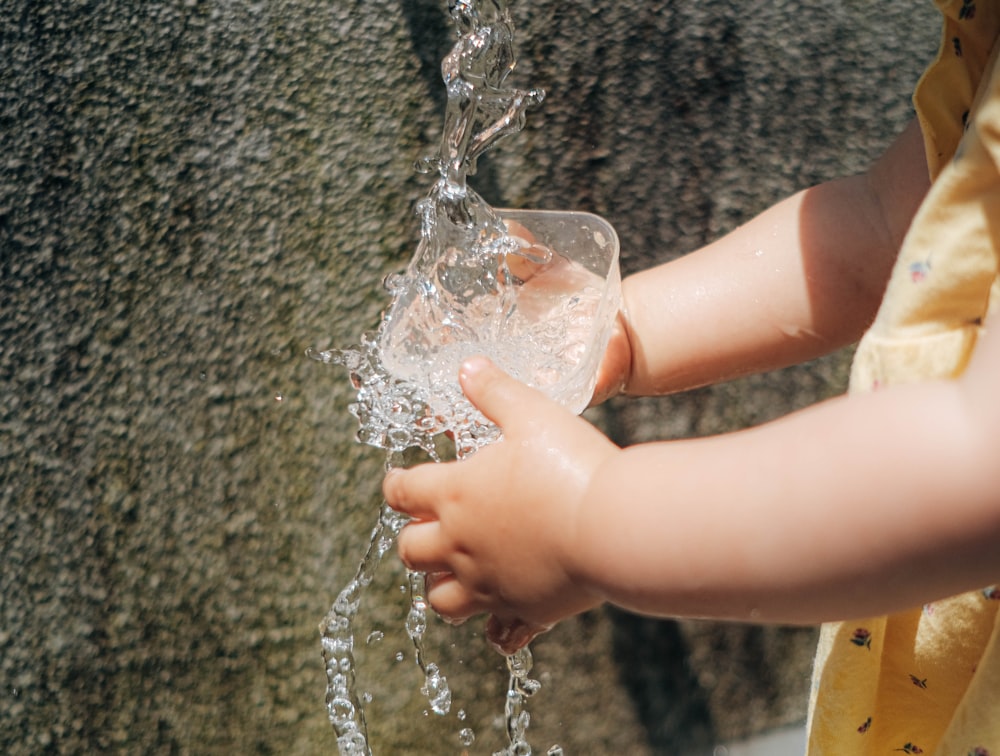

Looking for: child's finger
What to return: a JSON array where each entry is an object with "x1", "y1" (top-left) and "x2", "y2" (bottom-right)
[
  {"x1": 589, "y1": 311, "x2": 631, "y2": 406},
  {"x1": 485, "y1": 614, "x2": 550, "y2": 655},
  {"x1": 502, "y1": 219, "x2": 549, "y2": 277},
  {"x1": 502, "y1": 220, "x2": 546, "y2": 281},
  {"x1": 505, "y1": 250, "x2": 547, "y2": 282},
  {"x1": 503, "y1": 226, "x2": 550, "y2": 284},
  {"x1": 458, "y1": 356, "x2": 553, "y2": 430},
  {"x1": 425, "y1": 573, "x2": 487, "y2": 622},
  {"x1": 396, "y1": 520, "x2": 451, "y2": 574},
  {"x1": 503, "y1": 219, "x2": 536, "y2": 246},
  {"x1": 382, "y1": 465, "x2": 446, "y2": 519}
]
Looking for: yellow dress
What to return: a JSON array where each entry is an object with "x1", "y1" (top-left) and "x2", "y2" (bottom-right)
[{"x1": 806, "y1": 2, "x2": 1000, "y2": 754}]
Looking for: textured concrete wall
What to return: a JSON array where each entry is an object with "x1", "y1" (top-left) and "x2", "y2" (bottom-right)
[{"x1": 1, "y1": 1, "x2": 937, "y2": 754}]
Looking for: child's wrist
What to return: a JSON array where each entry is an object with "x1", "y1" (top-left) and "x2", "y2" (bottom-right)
[{"x1": 559, "y1": 447, "x2": 621, "y2": 603}]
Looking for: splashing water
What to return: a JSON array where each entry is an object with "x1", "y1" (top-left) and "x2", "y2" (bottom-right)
[{"x1": 315, "y1": 1, "x2": 617, "y2": 753}]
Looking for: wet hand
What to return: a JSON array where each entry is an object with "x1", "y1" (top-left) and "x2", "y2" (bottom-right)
[
  {"x1": 502, "y1": 219, "x2": 549, "y2": 282},
  {"x1": 502, "y1": 218, "x2": 631, "y2": 407},
  {"x1": 590, "y1": 310, "x2": 632, "y2": 406},
  {"x1": 383, "y1": 356, "x2": 618, "y2": 650}
]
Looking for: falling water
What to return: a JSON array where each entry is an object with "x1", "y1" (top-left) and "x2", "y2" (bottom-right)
[{"x1": 313, "y1": 1, "x2": 585, "y2": 753}]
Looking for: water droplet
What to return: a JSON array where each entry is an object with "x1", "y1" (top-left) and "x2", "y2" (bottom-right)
[
  {"x1": 366, "y1": 630, "x2": 384, "y2": 645},
  {"x1": 327, "y1": 697, "x2": 355, "y2": 728},
  {"x1": 510, "y1": 741, "x2": 532, "y2": 756},
  {"x1": 405, "y1": 607, "x2": 427, "y2": 639},
  {"x1": 507, "y1": 647, "x2": 533, "y2": 678},
  {"x1": 383, "y1": 272, "x2": 408, "y2": 294},
  {"x1": 421, "y1": 665, "x2": 452, "y2": 715},
  {"x1": 517, "y1": 678, "x2": 541, "y2": 697},
  {"x1": 458, "y1": 727, "x2": 476, "y2": 746},
  {"x1": 321, "y1": 636, "x2": 352, "y2": 657},
  {"x1": 337, "y1": 731, "x2": 369, "y2": 755}
]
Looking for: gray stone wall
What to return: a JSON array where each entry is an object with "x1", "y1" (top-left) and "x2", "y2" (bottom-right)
[{"x1": 1, "y1": 1, "x2": 937, "y2": 754}]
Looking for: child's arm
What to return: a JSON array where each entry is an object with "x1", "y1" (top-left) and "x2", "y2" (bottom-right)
[
  {"x1": 594, "y1": 118, "x2": 930, "y2": 402},
  {"x1": 382, "y1": 118, "x2": 960, "y2": 653},
  {"x1": 386, "y1": 320, "x2": 1000, "y2": 649},
  {"x1": 579, "y1": 312, "x2": 1000, "y2": 625}
]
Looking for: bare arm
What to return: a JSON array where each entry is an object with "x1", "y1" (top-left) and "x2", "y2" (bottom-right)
[
  {"x1": 387, "y1": 319, "x2": 1000, "y2": 648},
  {"x1": 608, "y1": 119, "x2": 930, "y2": 397},
  {"x1": 383, "y1": 119, "x2": 999, "y2": 652},
  {"x1": 576, "y1": 307, "x2": 1000, "y2": 624}
]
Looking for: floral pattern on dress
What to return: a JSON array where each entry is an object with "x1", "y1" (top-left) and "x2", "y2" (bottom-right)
[
  {"x1": 850, "y1": 628, "x2": 873, "y2": 649},
  {"x1": 808, "y1": 4, "x2": 1000, "y2": 751},
  {"x1": 910, "y1": 258, "x2": 932, "y2": 282}
]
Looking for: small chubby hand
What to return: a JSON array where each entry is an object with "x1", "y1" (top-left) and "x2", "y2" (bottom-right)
[
  {"x1": 383, "y1": 356, "x2": 619, "y2": 653},
  {"x1": 590, "y1": 310, "x2": 632, "y2": 406}
]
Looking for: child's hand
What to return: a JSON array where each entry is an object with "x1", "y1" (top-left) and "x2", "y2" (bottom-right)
[
  {"x1": 383, "y1": 356, "x2": 619, "y2": 653},
  {"x1": 502, "y1": 218, "x2": 632, "y2": 407},
  {"x1": 590, "y1": 310, "x2": 632, "y2": 406}
]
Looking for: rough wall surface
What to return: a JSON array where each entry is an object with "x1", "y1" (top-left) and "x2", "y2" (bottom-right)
[{"x1": 1, "y1": 1, "x2": 937, "y2": 754}]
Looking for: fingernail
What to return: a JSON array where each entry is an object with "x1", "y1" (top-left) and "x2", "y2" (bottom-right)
[
  {"x1": 382, "y1": 468, "x2": 404, "y2": 502},
  {"x1": 459, "y1": 355, "x2": 491, "y2": 381},
  {"x1": 486, "y1": 616, "x2": 550, "y2": 655}
]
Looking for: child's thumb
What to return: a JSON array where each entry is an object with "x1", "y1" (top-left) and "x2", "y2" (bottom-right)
[{"x1": 458, "y1": 356, "x2": 546, "y2": 429}]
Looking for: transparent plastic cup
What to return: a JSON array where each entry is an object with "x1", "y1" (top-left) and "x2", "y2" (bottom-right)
[
  {"x1": 377, "y1": 208, "x2": 621, "y2": 421},
  {"x1": 496, "y1": 208, "x2": 621, "y2": 414}
]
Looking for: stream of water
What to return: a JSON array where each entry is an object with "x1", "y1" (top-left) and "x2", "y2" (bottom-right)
[{"x1": 314, "y1": 2, "x2": 588, "y2": 753}]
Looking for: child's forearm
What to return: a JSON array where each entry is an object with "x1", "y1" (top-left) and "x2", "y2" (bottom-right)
[
  {"x1": 572, "y1": 363, "x2": 1000, "y2": 624},
  {"x1": 621, "y1": 119, "x2": 929, "y2": 396}
]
